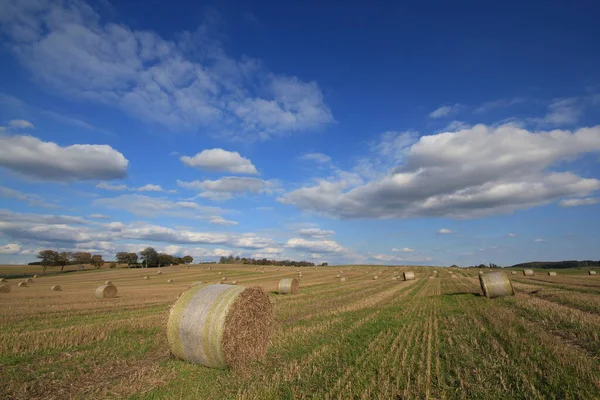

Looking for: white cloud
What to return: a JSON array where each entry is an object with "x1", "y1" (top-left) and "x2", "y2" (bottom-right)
[
  {"x1": 285, "y1": 238, "x2": 346, "y2": 253},
  {"x1": 559, "y1": 197, "x2": 599, "y2": 207},
  {"x1": 438, "y1": 229, "x2": 454, "y2": 234},
  {"x1": 181, "y1": 149, "x2": 258, "y2": 174},
  {"x1": 534, "y1": 238, "x2": 547, "y2": 243},
  {"x1": 300, "y1": 153, "x2": 331, "y2": 164},
  {"x1": 178, "y1": 177, "x2": 279, "y2": 201},
  {"x1": 280, "y1": 124, "x2": 600, "y2": 219},
  {"x1": 0, "y1": 134, "x2": 128, "y2": 181},
  {"x1": 0, "y1": 243, "x2": 22, "y2": 254},
  {"x1": 89, "y1": 213, "x2": 110, "y2": 220},
  {"x1": 297, "y1": 228, "x2": 335, "y2": 238},
  {"x1": 0, "y1": 185, "x2": 58, "y2": 208},
  {"x1": 429, "y1": 104, "x2": 463, "y2": 119},
  {"x1": 209, "y1": 216, "x2": 238, "y2": 226},
  {"x1": 96, "y1": 182, "x2": 128, "y2": 191},
  {"x1": 475, "y1": 98, "x2": 527, "y2": 113},
  {"x1": 392, "y1": 247, "x2": 414, "y2": 252},
  {"x1": 9, "y1": 119, "x2": 35, "y2": 129},
  {"x1": 535, "y1": 98, "x2": 582, "y2": 126},
  {"x1": 137, "y1": 184, "x2": 164, "y2": 192},
  {"x1": 507, "y1": 233, "x2": 517, "y2": 237},
  {"x1": 443, "y1": 121, "x2": 470, "y2": 131},
  {"x1": 94, "y1": 194, "x2": 224, "y2": 217},
  {"x1": 0, "y1": 0, "x2": 333, "y2": 140},
  {"x1": 0, "y1": 209, "x2": 86, "y2": 225}
]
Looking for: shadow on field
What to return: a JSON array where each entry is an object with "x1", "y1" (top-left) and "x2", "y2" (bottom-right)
[{"x1": 444, "y1": 292, "x2": 482, "y2": 297}]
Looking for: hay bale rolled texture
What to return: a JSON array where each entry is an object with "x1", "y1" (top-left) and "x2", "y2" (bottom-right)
[
  {"x1": 0, "y1": 284, "x2": 11, "y2": 293},
  {"x1": 95, "y1": 284, "x2": 117, "y2": 298},
  {"x1": 548, "y1": 272, "x2": 557, "y2": 276},
  {"x1": 403, "y1": 272, "x2": 415, "y2": 281},
  {"x1": 167, "y1": 284, "x2": 274, "y2": 368},
  {"x1": 33, "y1": 275, "x2": 38, "y2": 278},
  {"x1": 479, "y1": 272, "x2": 514, "y2": 298},
  {"x1": 340, "y1": 277, "x2": 347, "y2": 282},
  {"x1": 278, "y1": 278, "x2": 299, "y2": 295},
  {"x1": 144, "y1": 276, "x2": 150, "y2": 280},
  {"x1": 590, "y1": 271, "x2": 597, "y2": 275},
  {"x1": 26, "y1": 278, "x2": 33, "y2": 284},
  {"x1": 511, "y1": 271, "x2": 517, "y2": 275},
  {"x1": 105, "y1": 280, "x2": 112, "y2": 285},
  {"x1": 51, "y1": 285, "x2": 62, "y2": 291},
  {"x1": 18, "y1": 282, "x2": 27, "y2": 287},
  {"x1": 0, "y1": 278, "x2": 7, "y2": 282},
  {"x1": 523, "y1": 269, "x2": 534, "y2": 276},
  {"x1": 157, "y1": 271, "x2": 163, "y2": 275},
  {"x1": 167, "y1": 279, "x2": 174, "y2": 284}
]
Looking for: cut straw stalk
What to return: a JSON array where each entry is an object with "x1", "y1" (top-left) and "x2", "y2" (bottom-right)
[
  {"x1": 278, "y1": 278, "x2": 299, "y2": 294},
  {"x1": 167, "y1": 283, "x2": 273, "y2": 368},
  {"x1": 479, "y1": 272, "x2": 514, "y2": 298}
]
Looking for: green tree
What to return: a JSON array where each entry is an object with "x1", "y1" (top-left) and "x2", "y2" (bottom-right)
[
  {"x1": 115, "y1": 252, "x2": 129, "y2": 265},
  {"x1": 182, "y1": 255, "x2": 193, "y2": 264},
  {"x1": 126, "y1": 253, "x2": 138, "y2": 266},
  {"x1": 139, "y1": 247, "x2": 158, "y2": 268},
  {"x1": 157, "y1": 253, "x2": 173, "y2": 267},
  {"x1": 72, "y1": 252, "x2": 92, "y2": 265},
  {"x1": 37, "y1": 250, "x2": 58, "y2": 273},
  {"x1": 91, "y1": 255, "x2": 104, "y2": 269},
  {"x1": 57, "y1": 252, "x2": 71, "y2": 272}
]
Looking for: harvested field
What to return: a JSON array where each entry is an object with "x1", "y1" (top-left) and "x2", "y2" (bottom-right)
[{"x1": 0, "y1": 264, "x2": 599, "y2": 399}]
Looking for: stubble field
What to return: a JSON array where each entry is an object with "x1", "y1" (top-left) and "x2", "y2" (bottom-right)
[{"x1": 1, "y1": 264, "x2": 599, "y2": 399}]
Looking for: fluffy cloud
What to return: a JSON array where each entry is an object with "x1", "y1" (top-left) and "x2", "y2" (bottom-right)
[
  {"x1": 285, "y1": 238, "x2": 346, "y2": 253},
  {"x1": 0, "y1": 0, "x2": 333, "y2": 139},
  {"x1": 9, "y1": 119, "x2": 35, "y2": 129},
  {"x1": 0, "y1": 243, "x2": 22, "y2": 254},
  {"x1": 0, "y1": 185, "x2": 58, "y2": 208},
  {"x1": 438, "y1": 229, "x2": 454, "y2": 234},
  {"x1": 209, "y1": 216, "x2": 238, "y2": 226},
  {"x1": 0, "y1": 209, "x2": 86, "y2": 225},
  {"x1": 507, "y1": 233, "x2": 517, "y2": 237},
  {"x1": 429, "y1": 104, "x2": 463, "y2": 119},
  {"x1": 535, "y1": 98, "x2": 582, "y2": 126},
  {"x1": 89, "y1": 214, "x2": 110, "y2": 220},
  {"x1": 96, "y1": 182, "x2": 128, "y2": 191},
  {"x1": 94, "y1": 194, "x2": 224, "y2": 217},
  {"x1": 178, "y1": 177, "x2": 279, "y2": 201},
  {"x1": 137, "y1": 184, "x2": 164, "y2": 192},
  {"x1": 280, "y1": 124, "x2": 600, "y2": 219},
  {"x1": 0, "y1": 134, "x2": 128, "y2": 181},
  {"x1": 559, "y1": 197, "x2": 599, "y2": 207},
  {"x1": 297, "y1": 228, "x2": 335, "y2": 238},
  {"x1": 392, "y1": 247, "x2": 414, "y2": 252},
  {"x1": 180, "y1": 149, "x2": 258, "y2": 174},
  {"x1": 300, "y1": 153, "x2": 331, "y2": 164}
]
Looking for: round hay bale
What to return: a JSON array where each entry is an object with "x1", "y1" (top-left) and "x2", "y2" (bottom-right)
[
  {"x1": 548, "y1": 271, "x2": 557, "y2": 276},
  {"x1": 276, "y1": 268, "x2": 280, "y2": 271},
  {"x1": 50, "y1": 285, "x2": 62, "y2": 291},
  {"x1": 231, "y1": 280, "x2": 238, "y2": 285},
  {"x1": 167, "y1": 279, "x2": 174, "y2": 284},
  {"x1": 589, "y1": 271, "x2": 597, "y2": 275},
  {"x1": 335, "y1": 274, "x2": 341, "y2": 278},
  {"x1": 105, "y1": 280, "x2": 112, "y2": 285},
  {"x1": 451, "y1": 275, "x2": 458, "y2": 279},
  {"x1": 278, "y1": 278, "x2": 299, "y2": 295},
  {"x1": 478, "y1": 271, "x2": 483, "y2": 275},
  {"x1": 144, "y1": 276, "x2": 150, "y2": 280},
  {"x1": 167, "y1": 284, "x2": 274, "y2": 368},
  {"x1": 373, "y1": 275, "x2": 379, "y2": 280},
  {"x1": 0, "y1": 278, "x2": 7, "y2": 282},
  {"x1": 33, "y1": 275, "x2": 38, "y2": 278},
  {"x1": 221, "y1": 277, "x2": 227, "y2": 282},
  {"x1": 479, "y1": 272, "x2": 514, "y2": 298},
  {"x1": 218, "y1": 272, "x2": 222, "y2": 275},
  {"x1": 95, "y1": 284, "x2": 117, "y2": 298},
  {"x1": 403, "y1": 272, "x2": 415, "y2": 281},
  {"x1": 186, "y1": 266, "x2": 190, "y2": 270},
  {"x1": 26, "y1": 278, "x2": 33, "y2": 284},
  {"x1": 261, "y1": 271, "x2": 265, "y2": 274},
  {"x1": 0, "y1": 284, "x2": 11, "y2": 293},
  {"x1": 510, "y1": 271, "x2": 517, "y2": 275},
  {"x1": 157, "y1": 271, "x2": 163, "y2": 275},
  {"x1": 18, "y1": 282, "x2": 27, "y2": 287},
  {"x1": 340, "y1": 277, "x2": 347, "y2": 282},
  {"x1": 523, "y1": 269, "x2": 534, "y2": 276},
  {"x1": 208, "y1": 267, "x2": 212, "y2": 270}
]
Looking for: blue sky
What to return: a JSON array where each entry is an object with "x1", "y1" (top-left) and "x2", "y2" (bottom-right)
[{"x1": 1, "y1": 0, "x2": 599, "y2": 266}]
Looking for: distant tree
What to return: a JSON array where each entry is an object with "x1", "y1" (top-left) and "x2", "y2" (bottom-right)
[
  {"x1": 139, "y1": 247, "x2": 158, "y2": 267},
  {"x1": 157, "y1": 253, "x2": 173, "y2": 267},
  {"x1": 37, "y1": 250, "x2": 58, "y2": 273},
  {"x1": 57, "y1": 252, "x2": 70, "y2": 271},
  {"x1": 116, "y1": 252, "x2": 129, "y2": 265},
  {"x1": 72, "y1": 252, "x2": 92, "y2": 265},
  {"x1": 478, "y1": 264, "x2": 487, "y2": 269},
  {"x1": 126, "y1": 253, "x2": 138, "y2": 266},
  {"x1": 449, "y1": 265, "x2": 459, "y2": 269},
  {"x1": 91, "y1": 255, "x2": 104, "y2": 269},
  {"x1": 182, "y1": 255, "x2": 193, "y2": 264},
  {"x1": 321, "y1": 262, "x2": 328, "y2": 266}
]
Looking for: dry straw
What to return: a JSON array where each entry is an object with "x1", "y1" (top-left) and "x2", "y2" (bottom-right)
[
  {"x1": 0, "y1": 278, "x2": 7, "y2": 282},
  {"x1": 278, "y1": 278, "x2": 299, "y2": 294},
  {"x1": 18, "y1": 282, "x2": 27, "y2": 287},
  {"x1": 50, "y1": 285, "x2": 62, "y2": 291},
  {"x1": 167, "y1": 279, "x2": 174, "y2": 284},
  {"x1": 511, "y1": 271, "x2": 517, "y2": 275},
  {"x1": 548, "y1": 272, "x2": 557, "y2": 276},
  {"x1": 451, "y1": 275, "x2": 458, "y2": 279},
  {"x1": 26, "y1": 278, "x2": 33, "y2": 284},
  {"x1": 157, "y1": 271, "x2": 163, "y2": 275},
  {"x1": 221, "y1": 277, "x2": 227, "y2": 282},
  {"x1": 590, "y1": 271, "x2": 597, "y2": 275},
  {"x1": 231, "y1": 280, "x2": 238, "y2": 285},
  {"x1": 340, "y1": 277, "x2": 347, "y2": 282},
  {"x1": 33, "y1": 275, "x2": 38, "y2": 278},
  {"x1": 335, "y1": 274, "x2": 341, "y2": 278},
  {"x1": 373, "y1": 275, "x2": 379, "y2": 280},
  {"x1": 105, "y1": 280, "x2": 112, "y2": 285},
  {"x1": 0, "y1": 284, "x2": 10, "y2": 293},
  {"x1": 167, "y1": 283, "x2": 274, "y2": 368},
  {"x1": 144, "y1": 276, "x2": 150, "y2": 280},
  {"x1": 479, "y1": 272, "x2": 515, "y2": 298},
  {"x1": 95, "y1": 284, "x2": 117, "y2": 298},
  {"x1": 523, "y1": 269, "x2": 534, "y2": 276},
  {"x1": 403, "y1": 271, "x2": 415, "y2": 281}
]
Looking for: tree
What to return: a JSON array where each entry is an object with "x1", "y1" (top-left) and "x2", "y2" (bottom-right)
[
  {"x1": 139, "y1": 247, "x2": 158, "y2": 268},
  {"x1": 37, "y1": 250, "x2": 58, "y2": 273},
  {"x1": 91, "y1": 255, "x2": 104, "y2": 269},
  {"x1": 116, "y1": 252, "x2": 129, "y2": 265},
  {"x1": 182, "y1": 255, "x2": 193, "y2": 264},
  {"x1": 72, "y1": 252, "x2": 92, "y2": 265},
  {"x1": 157, "y1": 253, "x2": 173, "y2": 267},
  {"x1": 126, "y1": 253, "x2": 138, "y2": 266},
  {"x1": 57, "y1": 252, "x2": 70, "y2": 272}
]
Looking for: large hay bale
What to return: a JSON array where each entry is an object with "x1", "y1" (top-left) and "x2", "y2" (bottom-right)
[
  {"x1": 51, "y1": 285, "x2": 62, "y2": 291},
  {"x1": 0, "y1": 278, "x2": 7, "y2": 282},
  {"x1": 18, "y1": 282, "x2": 27, "y2": 287},
  {"x1": 33, "y1": 275, "x2": 39, "y2": 278},
  {"x1": 105, "y1": 280, "x2": 112, "y2": 285},
  {"x1": 335, "y1": 274, "x2": 341, "y2": 278},
  {"x1": 451, "y1": 275, "x2": 458, "y2": 279},
  {"x1": 278, "y1": 278, "x2": 299, "y2": 295},
  {"x1": 218, "y1": 272, "x2": 222, "y2": 275},
  {"x1": 523, "y1": 269, "x2": 534, "y2": 276},
  {"x1": 157, "y1": 271, "x2": 163, "y2": 275},
  {"x1": 403, "y1": 272, "x2": 415, "y2": 281},
  {"x1": 26, "y1": 278, "x2": 33, "y2": 284},
  {"x1": 0, "y1": 284, "x2": 11, "y2": 293},
  {"x1": 144, "y1": 276, "x2": 150, "y2": 280},
  {"x1": 590, "y1": 271, "x2": 597, "y2": 275},
  {"x1": 167, "y1": 284, "x2": 274, "y2": 368},
  {"x1": 167, "y1": 279, "x2": 174, "y2": 284},
  {"x1": 231, "y1": 280, "x2": 238, "y2": 285},
  {"x1": 373, "y1": 275, "x2": 379, "y2": 280},
  {"x1": 95, "y1": 284, "x2": 117, "y2": 298},
  {"x1": 548, "y1": 272, "x2": 557, "y2": 276},
  {"x1": 510, "y1": 271, "x2": 517, "y2": 275},
  {"x1": 479, "y1": 272, "x2": 514, "y2": 298},
  {"x1": 221, "y1": 277, "x2": 227, "y2": 282},
  {"x1": 340, "y1": 277, "x2": 347, "y2": 282}
]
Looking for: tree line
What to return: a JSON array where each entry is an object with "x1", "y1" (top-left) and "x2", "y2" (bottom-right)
[
  {"x1": 511, "y1": 260, "x2": 600, "y2": 270},
  {"x1": 219, "y1": 255, "x2": 327, "y2": 267},
  {"x1": 30, "y1": 247, "x2": 194, "y2": 272}
]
